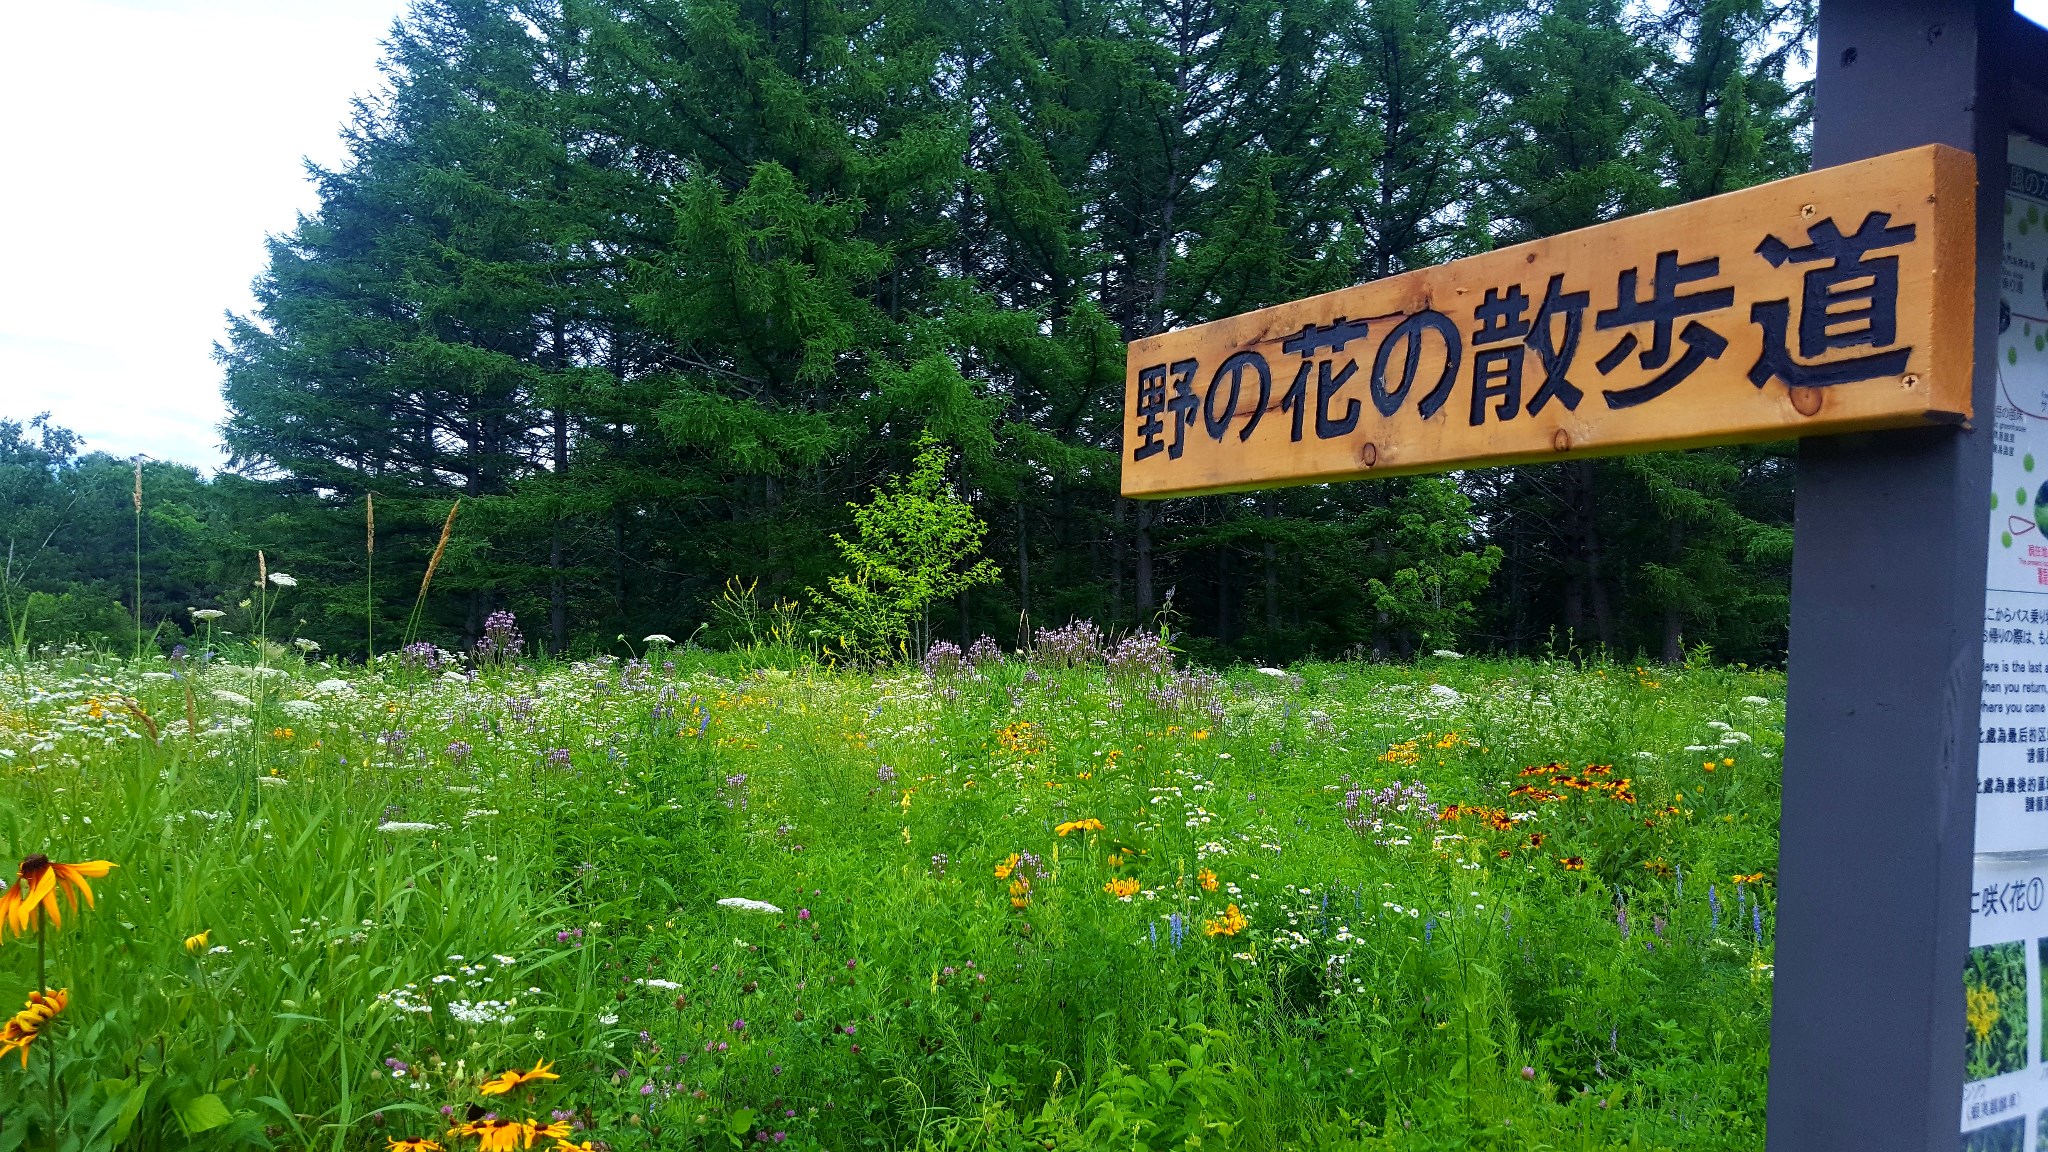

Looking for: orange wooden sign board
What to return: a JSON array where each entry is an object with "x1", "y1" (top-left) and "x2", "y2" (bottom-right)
[{"x1": 1120, "y1": 144, "x2": 1976, "y2": 499}]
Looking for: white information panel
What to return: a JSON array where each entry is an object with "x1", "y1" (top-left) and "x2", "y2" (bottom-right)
[{"x1": 1965, "y1": 132, "x2": 2048, "y2": 1151}]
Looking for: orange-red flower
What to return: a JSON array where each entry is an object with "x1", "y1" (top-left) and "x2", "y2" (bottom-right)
[
  {"x1": 478, "y1": 1059, "x2": 558, "y2": 1096},
  {"x1": 0, "y1": 988, "x2": 66, "y2": 1067},
  {"x1": 0, "y1": 856, "x2": 115, "y2": 938}
]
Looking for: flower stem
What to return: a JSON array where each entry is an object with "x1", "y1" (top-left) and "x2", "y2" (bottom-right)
[{"x1": 38, "y1": 916, "x2": 54, "y2": 1126}]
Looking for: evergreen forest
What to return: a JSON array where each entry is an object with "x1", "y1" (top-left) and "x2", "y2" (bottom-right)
[{"x1": 0, "y1": 0, "x2": 1813, "y2": 666}]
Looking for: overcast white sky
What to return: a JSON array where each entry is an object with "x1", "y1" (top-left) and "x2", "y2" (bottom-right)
[{"x1": 0, "y1": 0, "x2": 409, "y2": 471}]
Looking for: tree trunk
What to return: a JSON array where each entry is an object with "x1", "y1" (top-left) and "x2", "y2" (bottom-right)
[
  {"x1": 1111, "y1": 498, "x2": 1128, "y2": 626},
  {"x1": 550, "y1": 404, "x2": 568, "y2": 656},
  {"x1": 1662, "y1": 517, "x2": 1684, "y2": 663},
  {"x1": 1015, "y1": 500, "x2": 1031, "y2": 638},
  {"x1": 1135, "y1": 501, "x2": 1156, "y2": 617},
  {"x1": 1214, "y1": 539, "x2": 1231, "y2": 645},
  {"x1": 1262, "y1": 499, "x2": 1279, "y2": 639}
]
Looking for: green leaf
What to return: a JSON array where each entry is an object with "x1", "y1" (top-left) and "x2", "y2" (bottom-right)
[{"x1": 173, "y1": 1093, "x2": 233, "y2": 1136}]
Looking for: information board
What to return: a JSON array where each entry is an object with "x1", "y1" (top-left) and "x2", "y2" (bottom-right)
[
  {"x1": 1965, "y1": 132, "x2": 2048, "y2": 1150},
  {"x1": 1120, "y1": 145, "x2": 1976, "y2": 499}
]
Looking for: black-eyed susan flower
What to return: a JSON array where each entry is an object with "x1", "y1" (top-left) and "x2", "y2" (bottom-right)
[
  {"x1": 554, "y1": 1142, "x2": 599, "y2": 1152},
  {"x1": 0, "y1": 856, "x2": 116, "y2": 939},
  {"x1": 1054, "y1": 818, "x2": 1104, "y2": 837},
  {"x1": 478, "y1": 1059, "x2": 558, "y2": 1096},
  {"x1": 450, "y1": 1118, "x2": 527, "y2": 1151},
  {"x1": 389, "y1": 1139, "x2": 443, "y2": 1152},
  {"x1": 1558, "y1": 856, "x2": 1586, "y2": 871},
  {"x1": 527, "y1": 1119, "x2": 573, "y2": 1144},
  {"x1": 0, "y1": 988, "x2": 66, "y2": 1067},
  {"x1": 184, "y1": 930, "x2": 210, "y2": 953}
]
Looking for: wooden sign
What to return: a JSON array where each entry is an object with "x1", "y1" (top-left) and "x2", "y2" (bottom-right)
[{"x1": 1121, "y1": 144, "x2": 1975, "y2": 498}]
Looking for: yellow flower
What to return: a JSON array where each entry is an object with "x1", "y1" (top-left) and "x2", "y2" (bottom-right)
[
  {"x1": 1054, "y1": 818, "x2": 1104, "y2": 837},
  {"x1": 1008, "y1": 877, "x2": 1032, "y2": 908},
  {"x1": 1967, "y1": 983, "x2": 2002, "y2": 1042},
  {"x1": 390, "y1": 1139, "x2": 444, "y2": 1152},
  {"x1": 527, "y1": 1120, "x2": 573, "y2": 1145},
  {"x1": 1104, "y1": 877, "x2": 1140, "y2": 899},
  {"x1": 1197, "y1": 868, "x2": 1218, "y2": 892},
  {"x1": 0, "y1": 988, "x2": 66, "y2": 1067},
  {"x1": 1731, "y1": 872, "x2": 1766, "y2": 885},
  {"x1": 1203, "y1": 904, "x2": 1248, "y2": 938},
  {"x1": 478, "y1": 1058, "x2": 558, "y2": 1096},
  {"x1": 1190, "y1": 729, "x2": 1209, "y2": 741},
  {"x1": 0, "y1": 855, "x2": 116, "y2": 939},
  {"x1": 1722, "y1": 757, "x2": 1735, "y2": 767},
  {"x1": 993, "y1": 853, "x2": 1019, "y2": 881},
  {"x1": 184, "y1": 930, "x2": 210, "y2": 953},
  {"x1": 555, "y1": 1143, "x2": 600, "y2": 1152}
]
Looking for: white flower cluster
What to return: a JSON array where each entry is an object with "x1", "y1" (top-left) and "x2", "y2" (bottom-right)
[{"x1": 376, "y1": 984, "x2": 432, "y2": 1015}]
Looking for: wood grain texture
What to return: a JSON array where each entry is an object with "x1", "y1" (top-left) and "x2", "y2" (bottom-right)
[{"x1": 1122, "y1": 144, "x2": 1976, "y2": 498}]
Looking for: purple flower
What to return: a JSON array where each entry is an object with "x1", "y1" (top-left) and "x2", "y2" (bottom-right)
[
  {"x1": 921, "y1": 641, "x2": 965, "y2": 677},
  {"x1": 1030, "y1": 621, "x2": 1106, "y2": 668},
  {"x1": 730, "y1": 1018, "x2": 747, "y2": 1033},
  {"x1": 400, "y1": 641, "x2": 444, "y2": 671},
  {"x1": 966, "y1": 636, "x2": 1003, "y2": 666},
  {"x1": 445, "y1": 741, "x2": 472, "y2": 762},
  {"x1": 842, "y1": 1024, "x2": 856, "y2": 1035},
  {"x1": 546, "y1": 748, "x2": 572, "y2": 768},
  {"x1": 798, "y1": 908, "x2": 811, "y2": 921},
  {"x1": 845, "y1": 958, "x2": 858, "y2": 970},
  {"x1": 876, "y1": 765, "x2": 897, "y2": 784},
  {"x1": 477, "y1": 610, "x2": 524, "y2": 662}
]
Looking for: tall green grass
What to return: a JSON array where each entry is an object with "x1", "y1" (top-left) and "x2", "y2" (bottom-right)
[{"x1": 0, "y1": 643, "x2": 1781, "y2": 1150}]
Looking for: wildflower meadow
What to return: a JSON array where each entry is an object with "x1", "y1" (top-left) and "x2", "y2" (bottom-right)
[{"x1": 0, "y1": 622, "x2": 1783, "y2": 1150}]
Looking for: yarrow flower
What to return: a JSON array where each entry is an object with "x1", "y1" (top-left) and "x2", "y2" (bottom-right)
[
  {"x1": 0, "y1": 988, "x2": 67, "y2": 1067},
  {"x1": 1, "y1": 855, "x2": 116, "y2": 938}
]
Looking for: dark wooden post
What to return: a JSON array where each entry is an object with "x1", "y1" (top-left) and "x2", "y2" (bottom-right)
[{"x1": 1768, "y1": 3, "x2": 2029, "y2": 1148}]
